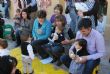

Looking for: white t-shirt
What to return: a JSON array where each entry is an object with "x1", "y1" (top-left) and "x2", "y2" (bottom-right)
[
  {"x1": 4, "y1": 0, "x2": 7, "y2": 4},
  {"x1": 0, "y1": 49, "x2": 9, "y2": 57}
]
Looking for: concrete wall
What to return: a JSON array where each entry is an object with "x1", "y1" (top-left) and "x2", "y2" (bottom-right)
[{"x1": 107, "y1": 0, "x2": 110, "y2": 25}]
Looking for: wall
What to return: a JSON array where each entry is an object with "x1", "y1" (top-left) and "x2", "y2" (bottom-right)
[
  {"x1": 107, "y1": 0, "x2": 110, "y2": 25},
  {"x1": 9, "y1": 0, "x2": 59, "y2": 19}
]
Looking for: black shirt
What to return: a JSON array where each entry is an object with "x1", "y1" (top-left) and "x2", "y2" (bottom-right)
[{"x1": 21, "y1": 42, "x2": 30, "y2": 56}]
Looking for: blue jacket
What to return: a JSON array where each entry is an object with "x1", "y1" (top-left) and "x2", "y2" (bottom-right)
[{"x1": 32, "y1": 19, "x2": 52, "y2": 40}]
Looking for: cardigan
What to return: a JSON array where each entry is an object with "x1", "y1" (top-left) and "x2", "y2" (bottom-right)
[{"x1": 32, "y1": 19, "x2": 52, "y2": 40}]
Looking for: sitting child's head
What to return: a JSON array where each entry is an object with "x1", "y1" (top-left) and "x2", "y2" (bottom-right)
[
  {"x1": 74, "y1": 39, "x2": 87, "y2": 51},
  {"x1": 0, "y1": 56, "x2": 21, "y2": 74},
  {"x1": 54, "y1": 4, "x2": 63, "y2": 16},
  {"x1": 0, "y1": 38, "x2": 8, "y2": 49},
  {"x1": 16, "y1": 9, "x2": 21, "y2": 16},
  {"x1": 20, "y1": 30, "x2": 32, "y2": 42}
]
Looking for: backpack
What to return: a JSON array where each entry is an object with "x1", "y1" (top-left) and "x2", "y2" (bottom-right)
[{"x1": 3, "y1": 24, "x2": 15, "y2": 40}]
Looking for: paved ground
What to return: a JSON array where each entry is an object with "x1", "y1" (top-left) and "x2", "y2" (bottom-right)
[{"x1": 3, "y1": 18, "x2": 110, "y2": 74}]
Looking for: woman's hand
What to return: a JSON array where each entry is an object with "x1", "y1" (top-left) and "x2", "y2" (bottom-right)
[
  {"x1": 61, "y1": 39, "x2": 70, "y2": 45},
  {"x1": 53, "y1": 33, "x2": 58, "y2": 41}
]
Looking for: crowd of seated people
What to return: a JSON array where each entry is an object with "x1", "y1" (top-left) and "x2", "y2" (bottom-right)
[{"x1": 0, "y1": 0, "x2": 108, "y2": 74}]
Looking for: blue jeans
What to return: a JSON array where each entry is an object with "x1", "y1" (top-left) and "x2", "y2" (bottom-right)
[
  {"x1": 60, "y1": 55, "x2": 100, "y2": 74},
  {"x1": 82, "y1": 59, "x2": 100, "y2": 74},
  {"x1": 60, "y1": 55, "x2": 72, "y2": 68},
  {"x1": 69, "y1": 8, "x2": 96, "y2": 33},
  {"x1": 69, "y1": 8, "x2": 82, "y2": 33},
  {"x1": 31, "y1": 39, "x2": 49, "y2": 59},
  {"x1": 4, "y1": 3, "x2": 9, "y2": 18},
  {"x1": 69, "y1": 8, "x2": 78, "y2": 33},
  {"x1": 44, "y1": 43, "x2": 64, "y2": 61},
  {"x1": 15, "y1": 30, "x2": 21, "y2": 46}
]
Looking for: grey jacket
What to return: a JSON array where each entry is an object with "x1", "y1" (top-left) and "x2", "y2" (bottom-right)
[{"x1": 20, "y1": 19, "x2": 34, "y2": 32}]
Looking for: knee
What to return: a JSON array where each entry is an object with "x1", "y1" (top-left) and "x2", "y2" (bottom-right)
[{"x1": 60, "y1": 55, "x2": 67, "y2": 63}]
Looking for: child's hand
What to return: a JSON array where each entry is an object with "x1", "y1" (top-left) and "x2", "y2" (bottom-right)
[
  {"x1": 78, "y1": 56, "x2": 87, "y2": 64},
  {"x1": 69, "y1": 52, "x2": 76, "y2": 59},
  {"x1": 75, "y1": 56, "x2": 81, "y2": 63}
]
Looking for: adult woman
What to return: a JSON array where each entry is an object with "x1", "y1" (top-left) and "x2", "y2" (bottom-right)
[
  {"x1": 32, "y1": 10, "x2": 53, "y2": 63},
  {"x1": 45, "y1": 15, "x2": 75, "y2": 65},
  {"x1": 50, "y1": 4, "x2": 66, "y2": 24},
  {"x1": 16, "y1": 9, "x2": 33, "y2": 46}
]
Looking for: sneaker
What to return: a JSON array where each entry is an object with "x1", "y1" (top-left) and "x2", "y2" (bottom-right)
[{"x1": 40, "y1": 57, "x2": 53, "y2": 64}]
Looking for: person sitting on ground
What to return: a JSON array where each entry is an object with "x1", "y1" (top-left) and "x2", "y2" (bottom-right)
[
  {"x1": 20, "y1": 31, "x2": 35, "y2": 74},
  {"x1": 32, "y1": 10, "x2": 53, "y2": 64},
  {"x1": 60, "y1": 18, "x2": 105, "y2": 74},
  {"x1": 45, "y1": 15, "x2": 75, "y2": 66},
  {"x1": 50, "y1": 4, "x2": 66, "y2": 25},
  {"x1": 16, "y1": 9, "x2": 34, "y2": 46},
  {"x1": 13, "y1": 9, "x2": 21, "y2": 32},
  {"x1": 0, "y1": 38, "x2": 9, "y2": 57}
]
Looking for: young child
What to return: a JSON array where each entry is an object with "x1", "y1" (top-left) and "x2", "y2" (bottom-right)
[
  {"x1": 13, "y1": 9, "x2": 21, "y2": 45},
  {"x1": 20, "y1": 31, "x2": 35, "y2": 74},
  {"x1": 13, "y1": 9, "x2": 21, "y2": 31},
  {"x1": 0, "y1": 38, "x2": 9, "y2": 57},
  {"x1": 69, "y1": 39, "x2": 89, "y2": 74},
  {"x1": 0, "y1": 55, "x2": 21, "y2": 74}
]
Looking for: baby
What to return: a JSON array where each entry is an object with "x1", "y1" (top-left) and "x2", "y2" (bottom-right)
[{"x1": 69, "y1": 39, "x2": 89, "y2": 74}]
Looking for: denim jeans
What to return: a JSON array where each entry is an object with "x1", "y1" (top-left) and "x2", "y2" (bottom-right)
[
  {"x1": 82, "y1": 59, "x2": 100, "y2": 74},
  {"x1": 15, "y1": 30, "x2": 21, "y2": 46},
  {"x1": 31, "y1": 39, "x2": 49, "y2": 59},
  {"x1": 4, "y1": 3, "x2": 9, "y2": 18},
  {"x1": 69, "y1": 8, "x2": 96, "y2": 33},
  {"x1": 60, "y1": 55, "x2": 72, "y2": 68},
  {"x1": 69, "y1": 8, "x2": 78, "y2": 33},
  {"x1": 44, "y1": 43, "x2": 64, "y2": 60}
]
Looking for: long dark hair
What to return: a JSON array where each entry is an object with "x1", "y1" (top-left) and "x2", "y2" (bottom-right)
[
  {"x1": 73, "y1": 39, "x2": 89, "y2": 56},
  {"x1": 21, "y1": 9, "x2": 31, "y2": 20},
  {"x1": 0, "y1": 56, "x2": 18, "y2": 74},
  {"x1": 75, "y1": 39, "x2": 87, "y2": 50}
]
